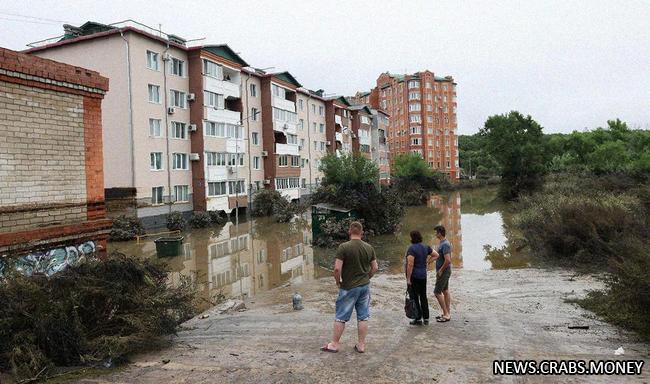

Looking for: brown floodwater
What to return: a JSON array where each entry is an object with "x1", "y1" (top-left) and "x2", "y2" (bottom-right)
[{"x1": 109, "y1": 186, "x2": 526, "y2": 309}]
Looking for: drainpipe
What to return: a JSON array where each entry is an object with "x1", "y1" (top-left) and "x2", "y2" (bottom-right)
[
  {"x1": 305, "y1": 94, "x2": 313, "y2": 191},
  {"x1": 120, "y1": 31, "x2": 136, "y2": 197},
  {"x1": 244, "y1": 74, "x2": 252, "y2": 209},
  {"x1": 162, "y1": 43, "x2": 172, "y2": 214}
]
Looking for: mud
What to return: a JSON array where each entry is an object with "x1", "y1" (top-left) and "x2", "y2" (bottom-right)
[{"x1": 74, "y1": 269, "x2": 649, "y2": 383}]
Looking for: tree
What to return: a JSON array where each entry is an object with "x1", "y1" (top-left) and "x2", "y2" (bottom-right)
[
  {"x1": 392, "y1": 152, "x2": 432, "y2": 180},
  {"x1": 319, "y1": 153, "x2": 379, "y2": 187},
  {"x1": 458, "y1": 134, "x2": 500, "y2": 178},
  {"x1": 480, "y1": 111, "x2": 547, "y2": 200}
]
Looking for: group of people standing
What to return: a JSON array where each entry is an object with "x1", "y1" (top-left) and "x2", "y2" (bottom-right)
[{"x1": 321, "y1": 222, "x2": 453, "y2": 353}]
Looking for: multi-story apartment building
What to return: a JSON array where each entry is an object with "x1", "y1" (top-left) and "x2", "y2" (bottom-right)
[
  {"x1": 26, "y1": 21, "x2": 195, "y2": 227},
  {"x1": 361, "y1": 71, "x2": 460, "y2": 180},
  {"x1": 371, "y1": 108, "x2": 391, "y2": 183},
  {"x1": 26, "y1": 20, "x2": 385, "y2": 225}
]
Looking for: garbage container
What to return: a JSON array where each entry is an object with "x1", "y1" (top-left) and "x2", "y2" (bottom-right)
[{"x1": 154, "y1": 236, "x2": 184, "y2": 257}]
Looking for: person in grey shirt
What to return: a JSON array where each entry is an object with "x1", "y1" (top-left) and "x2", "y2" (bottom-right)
[{"x1": 433, "y1": 225, "x2": 452, "y2": 322}]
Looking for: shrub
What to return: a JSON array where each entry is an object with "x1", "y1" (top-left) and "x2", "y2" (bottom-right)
[
  {"x1": 109, "y1": 215, "x2": 145, "y2": 241},
  {"x1": 166, "y1": 211, "x2": 187, "y2": 231},
  {"x1": 313, "y1": 218, "x2": 368, "y2": 248},
  {"x1": 208, "y1": 210, "x2": 229, "y2": 226},
  {"x1": 252, "y1": 189, "x2": 298, "y2": 223},
  {"x1": 0, "y1": 253, "x2": 196, "y2": 380},
  {"x1": 189, "y1": 212, "x2": 212, "y2": 228}
]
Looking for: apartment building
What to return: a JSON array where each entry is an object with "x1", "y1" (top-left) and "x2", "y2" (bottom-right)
[
  {"x1": 25, "y1": 20, "x2": 375, "y2": 225},
  {"x1": 371, "y1": 108, "x2": 391, "y2": 183},
  {"x1": 26, "y1": 21, "x2": 194, "y2": 227},
  {"x1": 362, "y1": 71, "x2": 460, "y2": 180}
]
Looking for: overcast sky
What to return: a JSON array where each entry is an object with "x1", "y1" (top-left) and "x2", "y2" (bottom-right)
[{"x1": 1, "y1": 0, "x2": 649, "y2": 134}]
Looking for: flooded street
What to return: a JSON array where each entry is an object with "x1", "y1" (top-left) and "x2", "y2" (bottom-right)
[{"x1": 109, "y1": 187, "x2": 519, "y2": 309}]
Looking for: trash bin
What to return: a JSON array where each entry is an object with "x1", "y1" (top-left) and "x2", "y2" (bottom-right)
[{"x1": 154, "y1": 236, "x2": 184, "y2": 257}]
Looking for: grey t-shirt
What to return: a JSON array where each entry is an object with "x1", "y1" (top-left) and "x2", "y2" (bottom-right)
[{"x1": 436, "y1": 239, "x2": 452, "y2": 271}]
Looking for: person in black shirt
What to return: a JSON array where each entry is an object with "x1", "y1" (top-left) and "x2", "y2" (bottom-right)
[{"x1": 405, "y1": 230, "x2": 436, "y2": 325}]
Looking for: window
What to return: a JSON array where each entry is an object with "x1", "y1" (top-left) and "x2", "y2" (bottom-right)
[
  {"x1": 278, "y1": 155, "x2": 288, "y2": 167},
  {"x1": 205, "y1": 121, "x2": 223, "y2": 137},
  {"x1": 250, "y1": 83, "x2": 257, "y2": 97},
  {"x1": 146, "y1": 51, "x2": 159, "y2": 70},
  {"x1": 312, "y1": 122, "x2": 317, "y2": 132},
  {"x1": 312, "y1": 104, "x2": 316, "y2": 114},
  {"x1": 253, "y1": 156, "x2": 260, "y2": 170},
  {"x1": 287, "y1": 134, "x2": 298, "y2": 144},
  {"x1": 208, "y1": 181, "x2": 227, "y2": 196},
  {"x1": 251, "y1": 107, "x2": 259, "y2": 121},
  {"x1": 272, "y1": 107, "x2": 297, "y2": 123},
  {"x1": 319, "y1": 106, "x2": 324, "y2": 116},
  {"x1": 409, "y1": 92, "x2": 421, "y2": 100},
  {"x1": 148, "y1": 84, "x2": 160, "y2": 103},
  {"x1": 203, "y1": 60, "x2": 223, "y2": 79},
  {"x1": 361, "y1": 116, "x2": 370, "y2": 124},
  {"x1": 300, "y1": 138, "x2": 305, "y2": 149},
  {"x1": 409, "y1": 103, "x2": 421, "y2": 111},
  {"x1": 361, "y1": 144, "x2": 370, "y2": 152},
  {"x1": 299, "y1": 119, "x2": 304, "y2": 131},
  {"x1": 319, "y1": 123, "x2": 325, "y2": 133},
  {"x1": 408, "y1": 80, "x2": 420, "y2": 88},
  {"x1": 290, "y1": 156, "x2": 300, "y2": 167},
  {"x1": 170, "y1": 90, "x2": 186, "y2": 108},
  {"x1": 150, "y1": 152, "x2": 163, "y2": 170},
  {"x1": 152, "y1": 186, "x2": 164, "y2": 205},
  {"x1": 226, "y1": 124, "x2": 243, "y2": 139},
  {"x1": 206, "y1": 152, "x2": 226, "y2": 166},
  {"x1": 170, "y1": 57, "x2": 185, "y2": 76},
  {"x1": 171, "y1": 122, "x2": 187, "y2": 139},
  {"x1": 204, "y1": 91, "x2": 224, "y2": 109},
  {"x1": 174, "y1": 185, "x2": 189, "y2": 202},
  {"x1": 313, "y1": 141, "x2": 318, "y2": 150},
  {"x1": 302, "y1": 178, "x2": 306, "y2": 188},
  {"x1": 227, "y1": 153, "x2": 244, "y2": 166},
  {"x1": 228, "y1": 180, "x2": 245, "y2": 194},
  {"x1": 320, "y1": 141, "x2": 326, "y2": 151},
  {"x1": 410, "y1": 126, "x2": 421, "y2": 134},
  {"x1": 252, "y1": 132, "x2": 259, "y2": 145},
  {"x1": 275, "y1": 177, "x2": 300, "y2": 189},
  {"x1": 149, "y1": 118, "x2": 162, "y2": 137},
  {"x1": 172, "y1": 153, "x2": 188, "y2": 170},
  {"x1": 272, "y1": 84, "x2": 286, "y2": 98},
  {"x1": 298, "y1": 99, "x2": 304, "y2": 110},
  {"x1": 409, "y1": 115, "x2": 421, "y2": 123},
  {"x1": 411, "y1": 138, "x2": 421, "y2": 145}
]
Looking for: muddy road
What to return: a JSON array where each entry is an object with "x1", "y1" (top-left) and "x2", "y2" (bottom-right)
[{"x1": 76, "y1": 268, "x2": 649, "y2": 383}]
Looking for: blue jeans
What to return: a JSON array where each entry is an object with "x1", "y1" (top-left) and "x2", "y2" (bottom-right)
[{"x1": 335, "y1": 283, "x2": 370, "y2": 322}]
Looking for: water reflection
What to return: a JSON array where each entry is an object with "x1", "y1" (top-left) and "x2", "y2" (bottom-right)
[{"x1": 109, "y1": 187, "x2": 526, "y2": 307}]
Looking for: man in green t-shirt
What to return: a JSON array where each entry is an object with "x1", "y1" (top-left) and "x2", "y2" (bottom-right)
[{"x1": 321, "y1": 221, "x2": 378, "y2": 353}]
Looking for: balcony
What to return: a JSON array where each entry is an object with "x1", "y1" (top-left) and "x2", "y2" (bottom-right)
[
  {"x1": 359, "y1": 134, "x2": 371, "y2": 146},
  {"x1": 335, "y1": 115, "x2": 342, "y2": 125},
  {"x1": 206, "y1": 166, "x2": 229, "y2": 181},
  {"x1": 273, "y1": 120, "x2": 297, "y2": 135},
  {"x1": 226, "y1": 138, "x2": 245, "y2": 154},
  {"x1": 335, "y1": 132, "x2": 343, "y2": 142},
  {"x1": 272, "y1": 96, "x2": 296, "y2": 113},
  {"x1": 205, "y1": 107, "x2": 241, "y2": 125},
  {"x1": 204, "y1": 75, "x2": 240, "y2": 99},
  {"x1": 276, "y1": 143, "x2": 300, "y2": 156}
]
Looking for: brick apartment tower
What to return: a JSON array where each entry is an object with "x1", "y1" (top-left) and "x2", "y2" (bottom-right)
[
  {"x1": 0, "y1": 47, "x2": 111, "y2": 257},
  {"x1": 368, "y1": 71, "x2": 459, "y2": 179}
]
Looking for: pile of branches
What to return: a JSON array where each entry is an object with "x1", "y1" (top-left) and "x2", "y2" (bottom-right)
[{"x1": 0, "y1": 252, "x2": 196, "y2": 380}]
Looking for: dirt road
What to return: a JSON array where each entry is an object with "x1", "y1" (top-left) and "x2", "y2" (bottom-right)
[{"x1": 77, "y1": 269, "x2": 649, "y2": 383}]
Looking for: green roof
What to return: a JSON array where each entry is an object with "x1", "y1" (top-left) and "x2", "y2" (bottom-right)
[
  {"x1": 336, "y1": 96, "x2": 351, "y2": 106},
  {"x1": 274, "y1": 72, "x2": 302, "y2": 88},
  {"x1": 60, "y1": 21, "x2": 114, "y2": 41},
  {"x1": 203, "y1": 45, "x2": 248, "y2": 67}
]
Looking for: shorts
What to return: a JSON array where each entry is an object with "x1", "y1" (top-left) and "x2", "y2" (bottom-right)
[
  {"x1": 434, "y1": 268, "x2": 451, "y2": 294},
  {"x1": 335, "y1": 283, "x2": 370, "y2": 322}
]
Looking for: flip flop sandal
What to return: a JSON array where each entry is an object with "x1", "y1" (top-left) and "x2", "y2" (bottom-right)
[
  {"x1": 435, "y1": 315, "x2": 444, "y2": 319},
  {"x1": 436, "y1": 317, "x2": 451, "y2": 323},
  {"x1": 354, "y1": 345, "x2": 365, "y2": 354},
  {"x1": 320, "y1": 344, "x2": 338, "y2": 353}
]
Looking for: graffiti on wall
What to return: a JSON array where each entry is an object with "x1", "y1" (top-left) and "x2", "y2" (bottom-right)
[{"x1": 0, "y1": 241, "x2": 96, "y2": 278}]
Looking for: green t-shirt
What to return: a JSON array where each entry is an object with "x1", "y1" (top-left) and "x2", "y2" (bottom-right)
[{"x1": 336, "y1": 239, "x2": 377, "y2": 290}]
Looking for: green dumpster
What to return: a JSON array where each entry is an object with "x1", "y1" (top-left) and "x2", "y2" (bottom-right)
[
  {"x1": 311, "y1": 203, "x2": 357, "y2": 240},
  {"x1": 154, "y1": 236, "x2": 184, "y2": 257}
]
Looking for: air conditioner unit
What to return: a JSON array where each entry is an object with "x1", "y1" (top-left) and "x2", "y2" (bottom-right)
[
  {"x1": 261, "y1": 150, "x2": 268, "y2": 157},
  {"x1": 263, "y1": 179, "x2": 271, "y2": 185},
  {"x1": 326, "y1": 140, "x2": 331, "y2": 146},
  {"x1": 189, "y1": 153, "x2": 200, "y2": 161},
  {"x1": 167, "y1": 107, "x2": 175, "y2": 115},
  {"x1": 162, "y1": 53, "x2": 171, "y2": 61},
  {"x1": 283, "y1": 124, "x2": 289, "y2": 130},
  {"x1": 352, "y1": 133, "x2": 357, "y2": 139},
  {"x1": 188, "y1": 124, "x2": 197, "y2": 132},
  {"x1": 187, "y1": 93, "x2": 196, "y2": 101}
]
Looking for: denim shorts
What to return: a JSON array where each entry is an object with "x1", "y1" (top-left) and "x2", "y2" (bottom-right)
[{"x1": 335, "y1": 283, "x2": 370, "y2": 322}]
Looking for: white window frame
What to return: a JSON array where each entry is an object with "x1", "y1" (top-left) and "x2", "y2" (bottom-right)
[
  {"x1": 249, "y1": 83, "x2": 257, "y2": 97},
  {"x1": 208, "y1": 181, "x2": 227, "y2": 196},
  {"x1": 149, "y1": 118, "x2": 162, "y2": 137},
  {"x1": 170, "y1": 89, "x2": 186, "y2": 108},
  {"x1": 146, "y1": 51, "x2": 159, "y2": 71},
  {"x1": 252, "y1": 132, "x2": 259, "y2": 145},
  {"x1": 151, "y1": 186, "x2": 164, "y2": 205},
  {"x1": 253, "y1": 156, "x2": 260, "y2": 170},
  {"x1": 173, "y1": 185, "x2": 189, "y2": 202},
  {"x1": 148, "y1": 84, "x2": 161, "y2": 104},
  {"x1": 170, "y1": 57, "x2": 185, "y2": 77},
  {"x1": 150, "y1": 152, "x2": 163, "y2": 171},
  {"x1": 172, "y1": 153, "x2": 188, "y2": 170},
  {"x1": 203, "y1": 59, "x2": 223, "y2": 79},
  {"x1": 170, "y1": 121, "x2": 187, "y2": 139}
]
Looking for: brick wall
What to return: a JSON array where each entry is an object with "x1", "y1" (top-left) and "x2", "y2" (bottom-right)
[{"x1": 0, "y1": 47, "x2": 111, "y2": 255}]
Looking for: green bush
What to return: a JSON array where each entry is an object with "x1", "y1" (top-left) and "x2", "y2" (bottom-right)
[
  {"x1": 252, "y1": 189, "x2": 300, "y2": 223},
  {"x1": 0, "y1": 253, "x2": 196, "y2": 380},
  {"x1": 109, "y1": 215, "x2": 145, "y2": 241},
  {"x1": 189, "y1": 212, "x2": 212, "y2": 228},
  {"x1": 166, "y1": 211, "x2": 187, "y2": 231},
  {"x1": 208, "y1": 210, "x2": 229, "y2": 226},
  {"x1": 312, "y1": 218, "x2": 370, "y2": 248}
]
